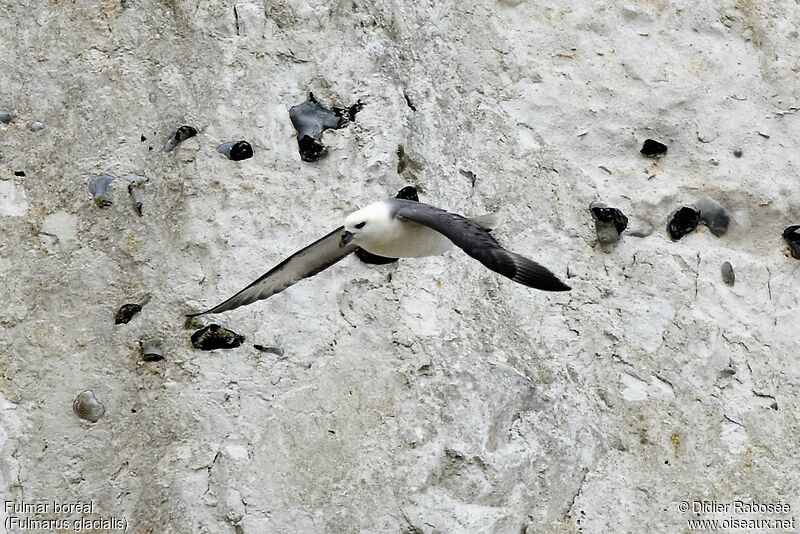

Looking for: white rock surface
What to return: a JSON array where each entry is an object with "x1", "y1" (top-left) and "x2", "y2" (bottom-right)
[
  {"x1": 0, "y1": 180, "x2": 28, "y2": 217},
  {"x1": 1, "y1": 1, "x2": 798, "y2": 533}
]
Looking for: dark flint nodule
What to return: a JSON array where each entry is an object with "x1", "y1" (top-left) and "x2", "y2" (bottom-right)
[
  {"x1": 783, "y1": 225, "x2": 800, "y2": 259},
  {"x1": 89, "y1": 175, "x2": 115, "y2": 208},
  {"x1": 355, "y1": 186, "x2": 420, "y2": 265},
  {"x1": 721, "y1": 261, "x2": 735, "y2": 286},
  {"x1": 163, "y1": 125, "x2": 197, "y2": 151},
  {"x1": 191, "y1": 323, "x2": 245, "y2": 350},
  {"x1": 289, "y1": 93, "x2": 363, "y2": 162},
  {"x1": 218, "y1": 140, "x2": 254, "y2": 161},
  {"x1": 127, "y1": 176, "x2": 148, "y2": 216},
  {"x1": 115, "y1": 303, "x2": 142, "y2": 324},
  {"x1": 695, "y1": 198, "x2": 730, "y2": 236},
  {"x1": 73, "y1": 391, "x2": 105, "y2": 423},
  {"x1": 141, "y1": 339, "x2": 164, "y2": 361},
  {"x1": 229, "y1": 141, "x2": 253, "y2": 161},
  {"x1": 590, "y1": 204, "x2": 629, "y2": 245},
  {"x1": 667, "y1": 206, "x2": 700, "y2": 241},
  {"x1": 394, "y1": 186, "x2": 419, "y2": 202},
  {"x1": 640, "y1": 139, "x2": 668, "y2": 157},
  {"x1": 0, "y1": 111, "x2": 12, "y2": 124},
  {"x1": 591, "y1": 205, "x2": 628, "y2": 245}
]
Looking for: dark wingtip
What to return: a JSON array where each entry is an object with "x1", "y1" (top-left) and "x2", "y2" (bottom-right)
[
  {"x1": 534, "y1": 277, "x2": 571, "y2": 292},
  {"x1": 549, "y1": 280, "x2": 572, "y2": 292},
  {"x1": 186, "y1": 310, "x2": 209, "y2": 318},
  {"x1": 510, "y1": 256, "x2": 572, "y2": 292}
]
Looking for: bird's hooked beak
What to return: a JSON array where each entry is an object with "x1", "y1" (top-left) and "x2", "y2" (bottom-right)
[{"x1": 340, "y1": 230, "x2": 354, "y2": 247}]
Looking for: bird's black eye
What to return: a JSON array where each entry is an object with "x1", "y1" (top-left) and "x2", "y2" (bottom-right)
[{"x1": 355, "y1": 222, "x2": 366, "y2": 229}]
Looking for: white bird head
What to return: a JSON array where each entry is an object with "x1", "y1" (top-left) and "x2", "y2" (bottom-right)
[{"x1": 341, "y1": 201, "x2": 393, "y2": 247}]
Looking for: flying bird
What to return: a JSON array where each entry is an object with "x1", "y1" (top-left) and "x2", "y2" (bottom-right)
[{"x1": 188, "y1": 198, "x2": 570, "y2": 316}]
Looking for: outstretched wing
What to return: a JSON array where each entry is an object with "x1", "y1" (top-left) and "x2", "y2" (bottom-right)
[
  {"x1": 392, "y1": 200, "x2": 570, "y2": 292},
  {"x1": 188, "y1": 226, "x2": 358, "y2": 316}
]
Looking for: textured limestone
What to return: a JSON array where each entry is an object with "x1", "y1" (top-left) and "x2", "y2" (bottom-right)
[{"x1": 1, "y1": 1, "x2": 799, "y2": 533}]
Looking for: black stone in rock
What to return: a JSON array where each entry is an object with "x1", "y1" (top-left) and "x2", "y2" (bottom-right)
[
  {"x1": 229, "y1": 141, "x2": 253, "y2": 161},
  {"x1": 695, "y1": 198, "x2": 730, "y2": 237},
  {"x1": 783, "y1": 225, "x2": 800, "y2": 259},
  {"x1": 163, "y1": 125, "x2": 197, "y2": 151},
  {"x1": 115, "y1": 303, "x2": 142, "y2": 324},
  {"x1": 591, "y1": 206, "x2": 629, "y2": 235},
  {"x1": 721, "y1": 261, "x2": 735, "y2": 286},
  {"x1": 667, "y1": 206, "x2": 700, "y2": 241},
  {"x1": 641, "y1": 138, "x2": 668, "y2": 157},
  {"x1": 191, "y1": 323, "x2": 245, "y2": 350},
  {"x1": 289, "y1": 93, "x2": 363, "y2": 162}
]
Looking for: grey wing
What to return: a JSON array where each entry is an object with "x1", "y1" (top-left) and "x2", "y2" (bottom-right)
[
  {"x1": 188, "y1": 226, "x2": 358, "y2": 316},
  {"x1": 392, "y1": 200, "x2": 570, "y2": 292}
]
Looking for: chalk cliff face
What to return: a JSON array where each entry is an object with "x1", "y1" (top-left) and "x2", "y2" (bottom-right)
[{"x1": 1, "y1": 1, "x2": 798, "y2": 532}]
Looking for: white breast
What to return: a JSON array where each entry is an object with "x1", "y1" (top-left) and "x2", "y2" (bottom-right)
[{"x1": 359, "y1": 218, "x2": 452, "y2": 258}]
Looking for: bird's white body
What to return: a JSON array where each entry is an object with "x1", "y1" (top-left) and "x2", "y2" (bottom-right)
[{"x1": 344, "y1": 201, "x2": 453, "y2": 257}]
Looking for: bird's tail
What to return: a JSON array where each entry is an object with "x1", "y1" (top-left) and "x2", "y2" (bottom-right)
[{"x1": 469, "y1": 212, "x2": 502, "y2": 231}]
